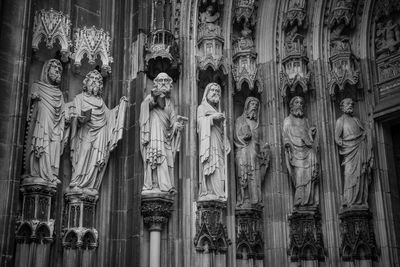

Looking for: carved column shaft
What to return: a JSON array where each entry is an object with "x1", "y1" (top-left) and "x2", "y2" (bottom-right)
[{"x1": 141, "y1": 194, "x2": 174, "y2": 267}]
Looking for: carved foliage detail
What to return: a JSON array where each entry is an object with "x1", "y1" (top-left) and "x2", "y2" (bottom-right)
[
  {"x1": 32, "y1": 9, "x2": 72, "y2": 59},
  {"x1": 141, "y1": 196, "x2": 173, "y2": 231},
  {"x1": 288, "y1": 211, "x2": 325, "y2": 262},
  {"x1": 72, "y1": 26, "x2": 113, "y2": 74},
  {"x1": 194, "y1": 201, "x2": 231, "y2": 254}
]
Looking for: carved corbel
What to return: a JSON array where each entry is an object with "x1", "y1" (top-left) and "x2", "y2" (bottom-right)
[
  {"x1": 32, "y1": 9, "x2": 72, "y2": 61},
  {"x1": 71, "y1": 26, "x2": 113, "y2": 75},
  {"x1": 194, "y1": 201, "x2": 231, "y2": 254}
]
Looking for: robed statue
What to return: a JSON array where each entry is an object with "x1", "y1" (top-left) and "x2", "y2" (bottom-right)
[
  {"x1": 335, "y1": 98, "x2": 373, "y2": 209},
  {"x1": 25, "y1": 59, "x2": 67, "y2": 184},
  {"x1": 283, "y1": 96, "x2": 319, "y2": 209},
  {"x1": 235, "y1": 97, "x2": 270, "y2": 207},
  {"x1": 197, "y1": 83, "x2": 230, "y2": 201},
  {"x1": 67, "y1": 70, "x2": 127, "y2": 195},
  {"x1": 140, "y1": 73, "x2": 187, "y2": 194}
]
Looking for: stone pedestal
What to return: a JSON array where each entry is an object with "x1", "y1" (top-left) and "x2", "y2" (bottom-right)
[
  {"x1": 15, "y1": 177, "x2": 57, "y2": 267},
  {"x1": 339, "y1": 208, "x2": 379, "y2": 263},
  {"x1": 62, "y1": 191, "x2": 98, "y2": 249},
  {"x1": 61, "y1": 190, "x2": 98, "y2": 267},
  {"x1": 287, "y1": 208, "x2": 325, "y2": 263},
  {"x1": 194, "y1": 200, "x2": 231, "y2": 255},
  {"x1": 141, "y1": 193, "x2": 174, "y2": 267},
  {"x1": 235, "y1": 207, "x2": 264, "y2": 265}
]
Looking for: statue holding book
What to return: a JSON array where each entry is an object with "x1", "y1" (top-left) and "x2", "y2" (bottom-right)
[{"x1": 67, "y1": 70, "x2": 127, "y2": 195}]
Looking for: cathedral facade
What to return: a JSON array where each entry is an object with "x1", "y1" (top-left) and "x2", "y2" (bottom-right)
[{"x1": 0, "y1": 0, "x2": 400, "y2": 266}]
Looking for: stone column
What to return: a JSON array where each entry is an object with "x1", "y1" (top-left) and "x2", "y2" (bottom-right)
[
  {"x1": 14, "y1": 177, "x2": 57, "y2": 267},
  {"x1": 62, "y1": 191, "x2": 98, "y2": 267},
  {"x1": 141, "y1": 193, "x2": 174, "y2": 267}
]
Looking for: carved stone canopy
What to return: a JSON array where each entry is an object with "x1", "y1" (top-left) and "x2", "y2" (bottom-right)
[
  {"x1": 32, "y1": 9, "x2": 72, "y2": 61},
  {"x1": 145, "y1": 29, "x2": 180, "y2": 79},
  {"x1": 283, "y1": 0, "x2": 307, "y2": 30},
  {"x1": 328, "y1": 39, "x2": 359, "y2": 96},
  {"x1": 234, "y1": 0, "x2": 256, "y2": 23},
  {"x1": 232, "y1": 37, "x2": 258, "y2": 91},
  {"x1": 197, "y1": 35, "x2": 225, "y2": 72},
  {"x1": 71, "y1": 26, "x2": 113, "y2": 74},
  {"x1": 328, "y1": 0, "x2": 356, "y2": 29}
]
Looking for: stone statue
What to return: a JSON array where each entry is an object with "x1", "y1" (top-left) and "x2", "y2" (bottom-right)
[
  {"x1": 283, "y1": 96, "x2": 319, "y2": 209},
  {"x1": 67, "y1": 70, "x2": 127, "y2": 195},
  {"x1": 234, "y1": 97, "x2": 270, "y2": 207},
  {"x1": 197, "y1": 83, "x2": 230, "y2": 201},
  {"x1": 140, "y1": 72, "x2": 187, "y2": 194},
  {"x1": 25, "y1": 59, "x2": 67, "y2": 184},
  {"x1": 199, "y1": 5, "x2": 221, "y2": 35},
  {"x1": 335, "y1": 98, "x2": 373, "y2": 209}
]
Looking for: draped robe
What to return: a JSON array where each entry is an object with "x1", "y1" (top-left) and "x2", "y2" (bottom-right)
[
  {"x1": 234, "y1": 111, "x2": 262, "y2": 205},
  {"x1": 335, "y1": 114, "x2": 370, "y2": 208},
  {"x1": 197, "y1": 96, "x2": 229, "y2": 200},
  {"x1": 140, "y1": 95, "x2": 177, "y2": 192},
  {"x1": 283, "y1": 114, "x2": 319, "y2": 207},
  {"x1": 69, "y1": 93, "x2": 126, "y2": 191},
  {"x1": 27, "y1": 61, "x2": 66, "y2": 183}
]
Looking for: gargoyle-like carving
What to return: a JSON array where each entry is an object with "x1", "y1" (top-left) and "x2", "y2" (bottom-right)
[
  {"x1": 72, "y1": 26, "x2": 113, "y2": 74},
  {"x1": 32, "y1": 9, "x2": 72, "y2": 60},
  {"x1": 194, "y1": 201, "x2": 231, "y2": 254}
]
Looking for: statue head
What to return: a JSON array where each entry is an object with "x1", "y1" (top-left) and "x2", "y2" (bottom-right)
[
  {"x1": 289, "y1": 96, "x2": 304, "y2": 117},
  {"x1": 340, "y1": 98, "x2": 354, "y2": 115},
  {"x1": 244, "y1": 97, "x2": 259, "y2": 120},
  {"x1": 153, "y1": 72, "x2": 173, "y2": 96},
  {"x1": 41, "y1": 59, "x2": 63, "y2": 85},
  {"x1": 205, "y1": 83, "x2": 221, "y2": 106},
  {"x1": 206, "y1": 5, "x2": 214, "y2": 15},
  {"x1": 83, "y1": 70, "x2": 103, "y2": 97}
]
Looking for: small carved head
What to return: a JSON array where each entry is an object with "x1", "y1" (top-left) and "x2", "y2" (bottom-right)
[
  {"x1": 205, "y1": 83, "x2": 221, "y2": 105},
  {"x1": 153, "y1": 72, "x2": 173, "y2": 97},
  {"x1": 47, "y1": 59, "x2": 63, "y2": 85},
  {"x1": 83, "y1": 70, "x2": 103, "y2": 97},
  {"x1": 289, "y1": 96, "x2": 304, "y2": 117},
  {"x1": 340, "y1": 98, "x2": 354, "y2": 115},
  {"x1": 245, "y1": 97, "x2": 259, "y2": 120}
]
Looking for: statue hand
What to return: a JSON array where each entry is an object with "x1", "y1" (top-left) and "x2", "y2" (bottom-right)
[
  {"x1": 310, "y1": 126, "x2": 317, "y2": 137},
  {"x1": 212, "y1": 112, "x2": 225, "y2": 122},
  {"x1": 120, "y1": 96, "x2": 128, "y2": 102},
  {"x1": 174, "y1": 121, "x2": 185, "y2": 132},
  {"x1": 31, "y1": 93, "x2": 41, "y2": 101}
]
